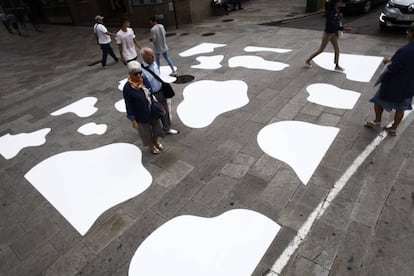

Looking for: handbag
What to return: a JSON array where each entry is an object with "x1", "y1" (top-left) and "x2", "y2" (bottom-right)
[{"x1": 142, "y1": 64, "x2": 176, "y2": 98}]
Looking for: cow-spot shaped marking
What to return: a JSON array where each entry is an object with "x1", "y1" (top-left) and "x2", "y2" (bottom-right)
[
  {"x1": 179, "y1": 43, "x2": 226, "y2": 57},
  {"x1": 191, "y1": 55, "x2": 224, "y2": 70},
  {"x1": 128, "y1": 209, "x2": 280, "y2": 276},
  {"x1": 177, "y1": 80, "x2": 249, "y2": 128},
  {"x1": 257, "y1": 121, "x2": 339, "y2": 185},
  {"x1": 0, "y1": 128, "x2": 51, "y2": 160},
  {"x1": 77, "y1": 122, "x2": 107, "y2": 136},
  {"x1": 51, "y1": 97, "x2": 98, "y2": 118},
  {"x1": 312, "y1": 52, "x2": 383, "y2": 82},
  {"x1": 306, "y1": 83, "x2": 361, "y2": 109},
  {"x1": 24, "y1": 143, "x2": 152, "y2": 235},
  {"x1": 229, "y1": 56, "x2": 289, "y2": 71}
]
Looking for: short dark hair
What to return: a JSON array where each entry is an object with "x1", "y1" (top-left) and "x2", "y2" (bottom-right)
[
  {"x1": 149, "y1": 16, "x2": 156, "y2": 22},
  {"x1": 120, "y1": 17, "x2": 129, "y2": 26}
]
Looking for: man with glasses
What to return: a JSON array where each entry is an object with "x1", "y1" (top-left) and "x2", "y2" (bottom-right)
[{"x1": 140, "y1": 47, "x2": 179, "y2": 135}]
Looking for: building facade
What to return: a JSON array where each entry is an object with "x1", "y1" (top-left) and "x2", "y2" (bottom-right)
[{"x1": 0, "y1": 0, "x2": 213, "y2": 28}]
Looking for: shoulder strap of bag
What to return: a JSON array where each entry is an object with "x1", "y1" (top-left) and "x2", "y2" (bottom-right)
[{"x1": 141, "y1": 64, "x2": 166, "y2": 84}]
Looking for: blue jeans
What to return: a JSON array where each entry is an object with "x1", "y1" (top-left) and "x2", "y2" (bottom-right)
[
  {"x1": 100, "y1": 43, "x2": 118, "y2": 67},
  {"x1": 155, "y1": 52, "x2": 175, "y2": 72}
]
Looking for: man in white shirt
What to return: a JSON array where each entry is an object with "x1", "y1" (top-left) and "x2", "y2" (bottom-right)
[
  {"x1": 149, "y1": 16, "x2": 177, "y2": 77},
  {"x1": 116, "y1": 17, "x2": 142, "y2": 65},
  {"x1": 93, "y1": 15, "x2": 119, "y2": 68}
]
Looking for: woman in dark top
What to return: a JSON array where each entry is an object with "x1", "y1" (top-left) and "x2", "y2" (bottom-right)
[
  {"x1": 305, "y1": 0, "x2": 351, "y2": 71},
  {"x1": 123, "y1": 61, "x2": 164, "y2": 154},
  {"x1": 365, "y1": 22, "x2": 414, "y2": 136}
]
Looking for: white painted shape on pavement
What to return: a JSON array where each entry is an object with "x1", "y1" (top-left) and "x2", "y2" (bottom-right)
[
  {"x1": 257, "y1": 121, "x2": 339, "y2": 185},
  {"x1": 177, "y1": 80, "x2": 249, "y2": 128},
  {"x1": 159, "y1": 66, "x2": 177, "y2": 83},
  {"x1": 24, "y1": 143, "x2": 152, "y2": 235},
  {"x1": 118, "y1": 78, "x2": 128, "y2": 92},
  {"x1": 229, "y1": 56, "x2": 289, "y2": 71},
  {"x1": 269, "y1": 109, "x2": 414, "y2": 275},
  {"x1": 179, "y1": 42, "x2": 226, "y2": 57},
  {"x1": 306, "y1": 83, "x2": 361, "y2": 109},
  {"x1": 77, "y1": 122, "x2": 107, "y2": 136},
  {"x1": 51, "y1": 97, "x2": 98, "y2": 118},
  {"x1": 0, "y1": 128, "x2": 51, "y2": 159},
  {"x1": 115, "y1": 99, "x2": 126, "y2": 113},
  {"x1": 312, "y1": 52, "x2": 383, "y2": 82},
  {"x1": 244, "y1": 46, "x2": 292, "y2": 53},
  {"x1": 191, "y1": 55, "x2": 224, "y2": 70},
  {"x1": 128, "y1": 209, "x2": 280, "y2": 276}
]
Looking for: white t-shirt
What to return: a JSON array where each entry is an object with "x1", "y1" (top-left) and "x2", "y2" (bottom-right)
[
  {"x1": 116, "y1": 28, "x2": 137, "y2": 61},
  {"x1": 150, "y1": 24, "x2": 168, "y2": 54},
  {"x1": 93, "y1": 23, "x2": 111, "y2": 44}
]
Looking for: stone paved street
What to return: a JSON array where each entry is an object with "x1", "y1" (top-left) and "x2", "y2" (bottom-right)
[{"x1": 1, "y1": 0, "x2": 414, "y2": 275}]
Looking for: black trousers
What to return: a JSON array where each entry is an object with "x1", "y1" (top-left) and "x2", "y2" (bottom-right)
[
  {"x1": 100, "y1": 43, "x2": 118, "y2": 66},
  {"x1": 153, "y1": 89, "x2": 171, "y2": 131}
]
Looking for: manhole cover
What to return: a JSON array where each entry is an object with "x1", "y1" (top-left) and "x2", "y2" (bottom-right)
[
  {"x1": 222, "y1": 18, "x2": 234, "y2": 22},
  {"x1": 88, "y1": 60, "x2": 101, "y2": 66},
  {"x1": 166, "y1": 32, "x2": 176, "y2": 37},
  {"x1": 201, "y1": 32, "x2": 216, "y2": 36},
  {"x1": 180, "y1": 32, "x2": 190, "y2": 36},
  {"x1": 174, "y1": 75, "x2": 195, "y2": 84}
]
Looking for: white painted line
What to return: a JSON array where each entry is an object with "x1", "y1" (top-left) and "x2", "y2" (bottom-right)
[{"x1": 268, "y1": 109, "x2": 413, "y2": 275}]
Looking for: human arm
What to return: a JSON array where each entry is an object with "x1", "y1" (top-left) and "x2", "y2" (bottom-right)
[
  {"x1": 133, "y1": 38, "x2": 142, "y2": 49},
  {"x1": 118, "y1": 44, "x2": 126, "y2": 65},
  {"x1": 105, "y1": 31, "x2": 117, "y2": 37}
]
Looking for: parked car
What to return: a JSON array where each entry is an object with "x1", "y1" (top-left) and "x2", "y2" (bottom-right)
[
  {"x1": 379, "y1": 0, "x2": 414, "y2": 29},
  {"x1": 339, "y1": 0, "x2": 388, "y2": 13}
]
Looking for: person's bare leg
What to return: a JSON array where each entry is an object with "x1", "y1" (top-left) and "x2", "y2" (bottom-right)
[
  {"x1": 374, "y1": 104, "x2": 383, "y2": 123},
  {"x1": 390, "y1": 110, "x2": 404, "y2": 130},
  {"x1": 331, "y1": 35, "x2": 343, "y2": 71},
  {"x1": 306, "y1": 33, "x2": 330, "y2": 66}
]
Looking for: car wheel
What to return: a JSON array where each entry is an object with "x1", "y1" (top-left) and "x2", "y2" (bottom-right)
[{"x1": 363, "y1": 0, "x2": 372, "y2": 13}]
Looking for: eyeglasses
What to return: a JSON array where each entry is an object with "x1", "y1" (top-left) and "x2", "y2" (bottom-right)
[{"x1": 132, "y1": 71, "x2": 142, "y2": 76}]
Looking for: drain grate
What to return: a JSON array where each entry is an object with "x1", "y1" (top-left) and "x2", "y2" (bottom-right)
[
  {"x1": 201, "y1": 32, "x2": 216, "y2": 36},
  {"x1": 222, "y1": 18, "x2": 234, "y2": 22},
  {"x1": 174, "y1": 75, "x2": 195, "y2": 84},
  {"x1": 180, "y1": 32, "x2": 190, "y2": 36}
]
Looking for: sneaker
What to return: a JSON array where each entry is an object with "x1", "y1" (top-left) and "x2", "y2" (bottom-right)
[
  {"x1": 164, "y1": 128, "x2": 179, "y2": 135},
  {"x1": 156, "y1": 143, "x2": 165, "y2": 150},
  {"x1": 102, "y1": 65, "x2": 108, "y2": 69}
]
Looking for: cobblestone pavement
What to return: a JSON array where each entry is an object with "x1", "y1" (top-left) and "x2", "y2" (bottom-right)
[{"x1": 1, "y1": 0, "x2": 413, "y2": 275}]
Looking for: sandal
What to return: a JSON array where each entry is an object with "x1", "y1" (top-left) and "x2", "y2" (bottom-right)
[
  {"x1": 384, "y1": 127, "x2": 397, "y2": 136},
  {"x1": 150, "y1": 147, "x2": 160, "y2": 155},
  {"x1": 364, "y1": 121, "x2": 381, "y2": 128},
  {"x1": 156, "y1": 143, "x2": 165, "y2": 151}
]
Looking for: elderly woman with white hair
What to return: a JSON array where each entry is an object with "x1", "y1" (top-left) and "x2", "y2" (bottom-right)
[{"x1": 123, "y1": 61, "x2": 164, "y2": 154}]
